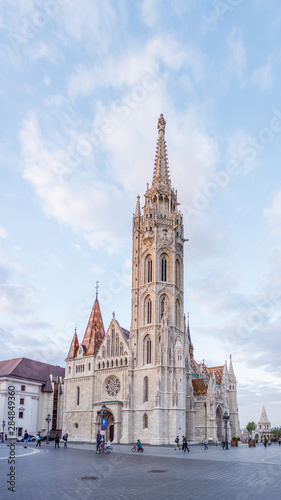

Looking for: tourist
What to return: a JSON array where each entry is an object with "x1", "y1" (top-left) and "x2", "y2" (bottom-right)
[
  {"x1": 182, "y1": 436, "x2": 189, "y2": 452},
  {"x1": 54, "y1": 433, "x2": 60, "y2": 448},
  {"x1": 23, "y1": 430, "x2": 29, "y2": 449},
  {"x1": 36, "y1": 432, "x2": 42, "y2": 447},
  {"x1": 174, "y1": 436, "x2": 180, "y2": 450},
  {"x1": 204, "y1": 437, "x2": 208, "y2": 450}
]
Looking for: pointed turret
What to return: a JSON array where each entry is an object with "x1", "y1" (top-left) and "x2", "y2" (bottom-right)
[
  {"x1": 66, "y1": 326, "x2": 79, "y2": 359},
  {"x1": 187, "y1": 313, "x2": 194, "y2": 358},
  {"x1": 228, "y1": 354, "x2": 236, "y2": 382},
  {"x1": 258, "y1": 405, "x2": 271, "y2": 426},
  {"x1": 151, "y1": 114, "x2": 171, "y2": 190},
  {"x1": 134, "y1": 195, "x2": 141, "y2": 217},
  {"x1": 81, "y1": 283, "x2": 105, "y2": 356}
]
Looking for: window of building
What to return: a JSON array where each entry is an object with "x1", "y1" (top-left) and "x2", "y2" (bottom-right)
[
  {"x1": 175, "y1": 299, "x2": 180, "y2": 329},
  {"x1": 147, "y1": 298, "x2": 152, "y2": 324},
  {"x1": 19, "y1": 412, "x2": 23, "y2": 419},
  {"x1": 102, "y1": 347, "x2": 105, "y2": 359},
  {"x1": 120, "y1": 343, "x2": 123, "y2": 356},
  {"x1": 74, "y1": 423, "x2": 78, "y2": 429},
  {"x1": 18, "y1": 428, "x2": 23, "y2": 437},
  {"x1": 111, "y1": 328, "x2": 115, "y2": 357},
  {"x1": 175, "y1": 259, "x2": 180, "y2": 288},
  {"x1": 143, "y1": 377, "x2": 149, "y2": 402},
  {"x1": 144, "y1": 414, "x2": 148, "y2": 429},
  {"x1": 21, "y1": 385, "x2": 25, "y2": 392},
  {"x1": 88, "y1": 363, "x2": 91, "y2": 371},
  {"x1": 160, "y1": 296, "x2": 167, "y2": 319},
  {"x1": 107, "y1": 337, "x2": 110, "y2": 357},
  {"x1": 161, "y1": 256, "x2": 167, "y2": 281},
  {"x1": 20, "y1": 398, "x2": 24, "y2": 405},
  {"x1": 68, "y1": 366, "x2": 71, "y2": 374},
  {"x1": 76, "y1": 386, "x2": 80, "y2": 406},
  {"x1": 116, "y1": 336, "x2": 119, "y2": 357},
  {"x1": 143, "y1": 336, "x2": 151, "y2": 365}
]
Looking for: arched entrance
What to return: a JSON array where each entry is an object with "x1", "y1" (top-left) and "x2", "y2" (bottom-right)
[
  {"x1": 216, "y1": 406, "x2": 223, "y2": 441},
  {"x1": 96, "y1": 409, "x2": 115, "y2": 443}
]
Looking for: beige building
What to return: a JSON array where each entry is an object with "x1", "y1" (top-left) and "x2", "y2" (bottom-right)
[{"x1": 63, "y1": 115, "x2": 239, "y2": 444}]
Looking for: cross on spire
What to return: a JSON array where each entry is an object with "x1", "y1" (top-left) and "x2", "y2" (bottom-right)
[{"x1": 95, "y1": 281, "x2": 99, "y2": 298}]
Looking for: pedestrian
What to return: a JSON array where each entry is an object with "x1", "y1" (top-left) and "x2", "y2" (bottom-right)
[
  {"x1": 182, "y1": 436, "x2": 189, "y2": 453},
  {"x1": 54, "y1": 433, "x2": 60, "y2": 448},
  {"x1": 96, "y1": 431, "x2": 102, "y2": 452},
  {"x1": 204, "y1": 437, "x2": 208, "y2": 450},
  {"x1": 174, "y1": 436, "x2": 180, "y2": 450},
  {"x1": 23, "y1": 430, "x2": 29, "y2": 448},
  {"x1": 36, "y1": 432, "x2": 42, "y2": 447},
  {"x1": 63, "y1": 433, "x2": 68, "y2": 448},
  {"x1": 99, "y1": 440, "x2": 105, "y2": 454}
]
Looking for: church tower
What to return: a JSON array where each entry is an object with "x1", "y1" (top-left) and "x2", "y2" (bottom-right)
[{"x1": 127, "y1": 114, "x2": 188, "y2": 444}]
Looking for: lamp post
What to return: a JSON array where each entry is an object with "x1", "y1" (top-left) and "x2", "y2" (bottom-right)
[
  {"x1": 223, "y1": 412, "x2": 230, "y2": 450},
  {"x1": 46, "y1": 414, "x2": 51, "y2": 444},
  {"x1": 2, "y1": 421, "x2": 5, "y2": 442}
]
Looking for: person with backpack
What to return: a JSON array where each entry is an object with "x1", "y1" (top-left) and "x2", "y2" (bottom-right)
[
  {"x1": 174, "y1": 436, "x2": 180, "y2": 450},
  {"x1": 36, "y1": 432, "x2": 42, "y2": 447}
]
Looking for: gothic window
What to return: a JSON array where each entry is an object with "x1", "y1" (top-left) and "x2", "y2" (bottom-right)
[
  {"x1": 125, "y1": 357, "x2": 127, "y2": 365},
  {"x1": 107, "y1": 337, "x2": 110, "y2": 357},
  {"x1": 120, "y1": 343, "x2": 123, "y2": 356},
  {"x1": 143, "y1": 335, "x2": 152, "y2": 365},
  {"x1": 76, "y1": 386, "x2": 80, "y2": 406},
  {"x1": 105, "y1": 377, "x2": 121, "y2": 397},
  {"x1": 145, "y1": 255, "x2": 153, "y2": 283},
  {"x1": 175, "y1": 299, "x2": 180, "y2": 329},
  {"x1": 144, "y1": 414, "x2": 148, "y2": 429},
  {"x1": 98, "y1": 362, "x2": 101, "y2": 369},
  {"x1": 102, "y1": 361, "x2": 105, "y2": 369},
  {"x1": 107, "y1": 361, "x2": 109, "y2": 368},
  {"x1": 143, "y1": 377, "x2": 149, "y2": 402},
  {"x1": 102, "y1": 347, "x2": 105, "y2": 359},
  {"x1": 116, "y1": 335, "x2": 119, "y2": 356},
  {"x1": 111, "y1": 328, "x2": 115, "y2": 357},
  {"x1": 160, "y1": 296, "x2": 167, "y2": 319},
  {"x1": 111, "y1": 360, "x2": 114, "y2": 367},
  {"x1": 147, "y1": 298, "x2": 152, "y2": 324},
  {"x1": 161, "y1": 256, "x2": 167, "y2": 281},
  {"x1": 116, "y1": 359, "x2": 118, "y2": 367},
  {"x1": 120, "y1": 358, "x2": 123, "y2": 366},
  {"x1": 175, "y1": 259, "x2": 180, "y2": 288},
  {"x1": 68, "y1": 366, "x2": 71, "y2": 374}
]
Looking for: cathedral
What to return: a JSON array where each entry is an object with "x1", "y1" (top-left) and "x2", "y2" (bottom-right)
[{"x1": 62, "y1": 115, "x2": 240, "y2": 444}]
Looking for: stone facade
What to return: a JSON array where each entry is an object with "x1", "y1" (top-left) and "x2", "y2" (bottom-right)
[{"x1": 62, "y1": 115, "x2": 240, "y2": 444}]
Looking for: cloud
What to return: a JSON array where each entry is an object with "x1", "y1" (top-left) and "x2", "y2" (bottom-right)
[
  {"x1": 140, "y1": 0, "x2": 160, "y2": 27},
  {"x1": 264, "y1": 187, "x2": 281, "y2": 235},
  {"x1": 250, "y1": 58, "x2": 273, "y2": 91},
  {"x1": 225, "y1": 27, "x2": 247, "y2": 84},
  {"x1": 0, "y1": 283, "x2": 39, "y2": 315},
  {"x1": 0, "y1": 225, "x2": 8, "y2": 238}
]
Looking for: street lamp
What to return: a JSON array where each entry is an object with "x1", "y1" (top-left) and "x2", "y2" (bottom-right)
[
  {"x1": 46, "y1": 414, "x2": 51, "y2": 444},
  {"x1": 2, "y1": 421, "x2": 5, "y2": 443},
  {"x1": 223, "y1": 412, "x2": 230, "y2": 450}
]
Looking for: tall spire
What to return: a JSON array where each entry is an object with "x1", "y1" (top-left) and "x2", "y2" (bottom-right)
[
  {"x1": 81, "y1": 287, "x2": 105, "y2": 356},
  {"x1": 187, "y1": 313, "x2": 194, "y2": 359},
  {"x1": 66, "y1": 326, "x2": 79, "y2": 359},
  {"x1": 151, "y1": 114, "x2": 171, "y2": 190},
  {"x1": 134, "y1": 195, "x2": 141, "y2": 217}
]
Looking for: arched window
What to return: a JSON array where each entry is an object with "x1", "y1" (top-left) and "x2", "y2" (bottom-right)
[
  {"x1": 76, "y1": 386, "x2": 80, "y2": 406},
  {"x1": 120, "y1": 343, "x2": 123, "y2": 356},
  {"x1": 115, "y1": 359, "x2": 118, "y2": 367},
  {"x1": 68, "y1": 366, "x2": 71, "y2": 374},
  {"x1": 111, "y1": 328, "x2": 115, "y2": 357},
  {"x1": 144, "y1": 414, "x2": 148, "y2": 429},
  {"x1": 143, "y1": 377, "x2": 149, "y2": 402},
  {"x1": 98, "y1": 362, "x2": 100, "y2": 369},
  {"x1": 107, "y1": 360, "x2": 109, "y2": 368},
  {"x1": 147, "y1": 298, "x2": 152, "y2": 324},
  {"x1": 124, "y1": 357, "x2": 127, "y2": 365},
  {"x1": 116, "y1": 335, "x2": 119, "y2": 357},
  {"x1": 102, "y1": 347, "x2": 105, "y2": 359},
  {"x1": 120, "y1": 358, "x2": 123, "y2": 366},
  {"x1": 160, "y1": 296, "x2": 167, "y2": 319},
  {"x1": 161, "y1": 255, "x2": 167, "y2": 281},
  {"x1": 111, "y1": 360, "x2": 114, "y2": 367},
  {"x1": 102, "y1": 361, "x2": 105, "y2": 369},
  {"x1": 176, "y1": 299, "x2": 180, "y2": 329},
  {"x1": 107, "y1": 337, "x2": 110, "y2": 357},
  {"x1": 143, "y1": 336, "x2": 152, "y2": 365},
  {"x1": 147, "y1": 257, "x2": 152, "y2": 282},
  {"x1": 175, "y1": 259, "x2": 180, "y2": 288}
]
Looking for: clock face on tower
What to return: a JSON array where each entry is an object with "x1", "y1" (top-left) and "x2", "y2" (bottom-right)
[{"x1": 105, "y1": 377, "x2": 121, "y2": 397}]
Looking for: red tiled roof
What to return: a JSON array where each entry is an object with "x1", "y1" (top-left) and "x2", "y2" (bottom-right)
[
  {"x1": 198, "y1": 363, "x2": 211, "y2": 380},
  {"x1": 66, "y1": 332, "x2": 79, "y2": 360},
  {"x1": 192, "y1": 379, "x2": 207, "y2": 396},
  {"x1": 81, "y1": 298, "x2": 105, "y2": 356},
  {"x1": 208, "y1": 366, "x2": 224, "y2": 385},
  {"x1": 190, "y1": 358, "x2": 200, "y2": 376}
]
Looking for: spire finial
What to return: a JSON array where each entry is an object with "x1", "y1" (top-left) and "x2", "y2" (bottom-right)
[
  {"x1": 158, "y1": 113, "x2": 166, "y2": 135},
  {"x1": 112, "y1": 311, "x2": 115, "y2": 319},
  {"x1": 152, "y1": 115, "x2": 170, "y2": 189},
  {"x1": 95, "y1": 281, "x2": 99, "y2": 299},
  {"x1": 75, "y1": 324, "x2": 77, "y2": 335}
]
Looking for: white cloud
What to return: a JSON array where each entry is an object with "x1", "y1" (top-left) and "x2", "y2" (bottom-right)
[
  {"x1": 250, "y1": 59, "x2": 273, "y2": 91},
  {"x1": 140, "y1": 0, "x2": 160, "y2": 27},
  {"x1": 225, "y1": 27, "x2": 247, "y2": 84},
  {"x1": 0, "y1": 226, "x2": 8, "y2": 238},
  {"x1": 264, "y1": 187, "x2": 281, "y2": 235}
]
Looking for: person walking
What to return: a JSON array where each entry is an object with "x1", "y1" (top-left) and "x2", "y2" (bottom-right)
[
  {"x1": 204, "y1": 437, "x2": 208, "y2": 450},
  {"x1": 182, "y1": 436, "x2": 189, "y2": 453},
  {"x1": 36, "y1": 432, "x2": 42, "y2": 447},
  {"x1": 63, "y1": 433, "x2": 68, "y2": 448},
  {"x1": 23, "y1": 430, "x2": 28, "y2": 448},
  {"x1": 54, "y1": 433, "x2": 60, "y2": 448},
  {"x1": 174, "y1": 436, "x2": 180, "y2": 450},
  {"x1": 96, "y1": 431, "x2": 102, "y2": 452}
]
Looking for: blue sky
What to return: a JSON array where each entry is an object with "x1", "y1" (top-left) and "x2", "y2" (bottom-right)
[{"x1": 1, "y1": 0, "x2": 281, "y2": 428}]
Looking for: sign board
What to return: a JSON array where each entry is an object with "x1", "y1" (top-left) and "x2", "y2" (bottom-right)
[
  {"x1": 101, "y1": 418, "x2": 107, "y2": 426},
  {"x1": 101, "y1": 425, "x2": 107, "y2": 431},
  {"x1": 100, "y1": 430, "x2": 105, "y2": 436}
]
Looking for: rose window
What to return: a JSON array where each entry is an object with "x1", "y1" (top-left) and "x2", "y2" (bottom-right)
[{"x1": 105, "y1": 377, "x2": 121, "y2": 397}]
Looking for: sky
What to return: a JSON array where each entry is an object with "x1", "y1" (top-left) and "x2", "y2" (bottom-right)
[{"x1": 0, "y1": 0, "x2": 281, "y2": 429}]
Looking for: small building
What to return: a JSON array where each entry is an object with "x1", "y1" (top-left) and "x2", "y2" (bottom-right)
[
  {"x1": 255, "y1": 406, "x2": 273, "y2": 443},
  {"x1": 0, "y1": 358, "x2": 64, "y2": 439}
]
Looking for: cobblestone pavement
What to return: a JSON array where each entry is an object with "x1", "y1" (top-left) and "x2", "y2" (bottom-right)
[{"x1": 1, "y1": 441, "x2": 281, "y2": 500}]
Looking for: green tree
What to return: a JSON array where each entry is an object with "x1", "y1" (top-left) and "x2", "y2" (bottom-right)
[
  {"x1": 271, "y1": 427, "x2": 281, "y2": 440},
  {"x1": 246, "y1": 421, "x2": 257, "y2": 440}
]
